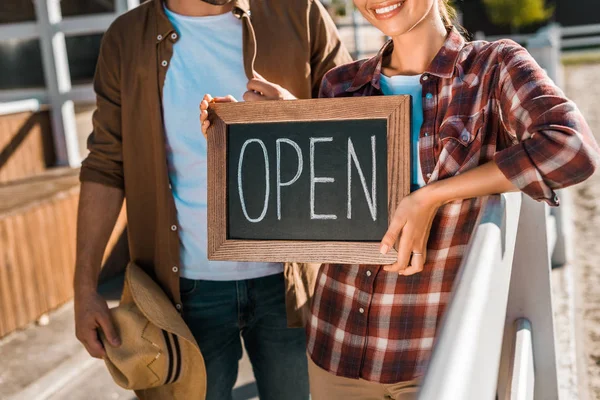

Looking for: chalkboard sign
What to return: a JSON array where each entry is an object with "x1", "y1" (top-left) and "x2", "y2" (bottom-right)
[{"x1": 208, "y1": 96, "x2": 410, "y2": 264}]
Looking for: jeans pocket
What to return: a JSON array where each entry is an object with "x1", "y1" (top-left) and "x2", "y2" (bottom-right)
[{"x1": 180, "y1": 278, "x2": 197, "y2": 296}]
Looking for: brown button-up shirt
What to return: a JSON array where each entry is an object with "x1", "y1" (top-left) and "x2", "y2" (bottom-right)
[{"x1": 80, "y1": 0, "x2": 350, "y2": 324}]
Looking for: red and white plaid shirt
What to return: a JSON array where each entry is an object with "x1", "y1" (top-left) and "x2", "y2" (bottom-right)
[{"x1": 306, "y1": 29, "x2": 599, "y2": 384}]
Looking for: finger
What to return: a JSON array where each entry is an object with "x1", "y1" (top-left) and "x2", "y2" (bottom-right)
[
  {"x1": 202, "y1": 120, "x2": 210, "y2": 137},
  {"x1": 79, "y1": 327, "x2": 106, "y2": 358},
  {"x1": 243, "y1": 90, "x2": 266, "y2": 102},
  {"x1": 384, "y1": 226, "x2": 413, "y2": 273},
  {"x1": 247, "y1": 78, "x2": 279, "y2": 98},
  {"x1": 212, "y1": 95, "x2": 237, "y2": 103},
  {"x1": 380, "y1": 216, "x2": 405, "y2": 255},
  {"x1": 401, "y1": 251, "x2": 426, "y2": 276},
  {"x1": 200, "y1": 109, "x2": 208, "y2": 123},
  {"x1": 97, "y1": 311, "x2": 121, "y2": 347},
  {"x1": 400, "y1": 211, "x2": 433, "y2": 275},
  {"x1": 203, "y1": 94, "x2": 213, "y2": 104},
  {"x1": 200, "y1": 99, "x2": 209, "y2": 113}
]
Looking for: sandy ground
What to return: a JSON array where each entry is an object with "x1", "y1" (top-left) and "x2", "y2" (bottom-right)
[{"x1": 563, "y1": 61, "x2": 600, "y2": 400}]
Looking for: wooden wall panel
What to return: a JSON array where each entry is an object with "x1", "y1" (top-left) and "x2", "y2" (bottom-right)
[
  {"x1": 0, "y1": 168, "x2": 128, "y2": 338},
  {"x1": 0, "y1": 110, "x2": 53, "y2": 184}
]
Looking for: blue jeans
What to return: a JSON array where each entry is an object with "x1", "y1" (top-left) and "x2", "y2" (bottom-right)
[{"x1": 180, "y1": 272, "x2": 309, "y2": 400}]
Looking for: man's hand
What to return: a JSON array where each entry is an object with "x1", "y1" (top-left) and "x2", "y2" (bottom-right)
[
  {"x1": 200, "y1": 73, "x2": 296, "y2": 137},
  {"x1": 75, "y1": 290, "x2": 120, "y2": 358},
  {"x1": 200, "y1": 94, "x2": 237, "y2": 138},
  {"x1": 243, "y1": 72, "x2": 296, "y2": 101}
]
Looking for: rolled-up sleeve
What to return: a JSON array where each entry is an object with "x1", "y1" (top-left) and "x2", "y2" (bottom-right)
[
  {"x1": 493, "y1": 40, "x2": 600, "y2": 206},
  {"x1": 80, "y1": 25, "x2": 124, "y2": 190}
]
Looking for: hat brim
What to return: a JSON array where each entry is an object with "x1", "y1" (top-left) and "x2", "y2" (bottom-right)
[
  {"x1": 135, "y1": 338, "x2": 206, "y2": 400},
  {"x1": 125, "y1": 263, "x2": 207, "y2": 400}
]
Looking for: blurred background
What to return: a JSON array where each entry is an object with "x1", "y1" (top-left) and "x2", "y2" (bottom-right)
[{"x1": 0, "y1": 0, "x2": 598, "y2": 399}]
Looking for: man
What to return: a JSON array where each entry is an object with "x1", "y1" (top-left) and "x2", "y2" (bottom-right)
[{"x1": 73, "y1": 0, "x2": 351, "y2": 398}]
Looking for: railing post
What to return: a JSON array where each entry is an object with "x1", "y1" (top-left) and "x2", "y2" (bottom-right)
[
  {"x1": 497, "y1": 195, "x2": 559, "y2": 400},
  {"x1": 506, "y1": 318, "x2": 535, "y2": 400},
  {"x1": 526, "y1": 24, "x2": 569, "y2": 267},
  {"x1": 33, "y1": 0, "x2": 80, "y2": 167},
  {"x1": 115, "y1": 0, "x2": 141, "y2": 14},
  {"x1": 527, "y1": 23, "x2": 562, "y2": 87}
]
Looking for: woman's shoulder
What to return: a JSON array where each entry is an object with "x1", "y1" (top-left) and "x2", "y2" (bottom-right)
[
  {"x1": 319, "y1": 58, "x2": 373, "y2": 98},
  {"x1": 461, "y1": 38, "x2": 528, "y2": 67}
]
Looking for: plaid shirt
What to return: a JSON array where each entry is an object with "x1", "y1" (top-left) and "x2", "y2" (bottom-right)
[{"x1": 306, "y1": 29, "x2": 599, "y2": 384}]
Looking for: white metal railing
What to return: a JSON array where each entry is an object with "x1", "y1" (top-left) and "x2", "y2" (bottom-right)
[
  {"x1": 0, "y1": 0, "x2": 139, "y2": 167},
  {"x1": 419, "y1": 193, "x2": 559, "y2": 399},
  {"x1": 0, "y1": 99, "x2": 40, "y2": 116},
  {"x1": 419, "y1": 193, "x2": 521, "y2": 399},
  {"x1": 475, "y1": 23, "x2": 600, "y2": 51}
]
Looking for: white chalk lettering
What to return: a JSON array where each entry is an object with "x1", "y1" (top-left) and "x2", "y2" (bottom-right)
[
  {"x1": 347, "y1": 136, "x2": 377, "y2": 221},
  {"x1": 238, "y1": 139, "x2": 269, "y2": 223},
  {"x1": 276, "y1": 138, "x2": 303, "y2": 220},
  {"x1": 310, "y1": 137, "x2": 337, "y2": 220}
]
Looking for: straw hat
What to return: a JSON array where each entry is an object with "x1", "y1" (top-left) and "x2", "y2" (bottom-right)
[{"x1": 100, "y1": 263, "x2": 206, "y2": 400}]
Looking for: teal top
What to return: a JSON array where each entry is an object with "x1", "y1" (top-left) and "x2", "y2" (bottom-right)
[{"x1": 379, "y1": 74, "x2": 425, "y2": 191}]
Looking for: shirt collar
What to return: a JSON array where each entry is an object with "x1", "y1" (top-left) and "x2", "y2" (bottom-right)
[
  {"x1": 155, "y1": 0, "x2": 251, "y2": 39},
  {"x1": 347, "y1": 28, "x2": 465, "y2": 93}
]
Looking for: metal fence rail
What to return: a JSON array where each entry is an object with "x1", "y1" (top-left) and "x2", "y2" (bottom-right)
[
  {"x1": 0, "y1": 0, "x2": 139, "y2": 167},
  {"x1": 476, "y1": 23, "x2": 600, "y2": 51},
  {"x1": 420, "y1": 193, "x2": 559, "y2": 399},
  {"x1": 419, "y1": 193, "x2": 522, "y2": 399}
]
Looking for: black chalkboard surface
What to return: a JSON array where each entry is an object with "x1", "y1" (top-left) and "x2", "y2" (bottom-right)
[
  {"x1": 228, "y1": 120, "x2": 388, "y2": 241},
  {"x1": 207, "y1": 96, "x2": 410, "y2": 264}
]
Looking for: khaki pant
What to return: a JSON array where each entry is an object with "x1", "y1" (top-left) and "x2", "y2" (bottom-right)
[{"x1": 308, "y1": 354, "x2": 419, "y2": 400}]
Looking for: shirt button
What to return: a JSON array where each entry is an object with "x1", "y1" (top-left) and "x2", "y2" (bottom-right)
[
  {"x1": 427, "y1": 173, "x2": 432, "y2": 178},
  {"x1": 366, "y1": 270, "x2": 372, "y2": 277},
  {"x1": 175, "y1": 304, "x2": 182, "y2": 310},
  {"x1": 461, "y1": 133, "x2": 470, "y2": 142},
  {"x1": 172, "y1": 266, "x2": 178, "y2": 273},
  {"x1": 426, "y1": 93, "x2": 433, "y2": 100},
  {"x1": 422, "y1": 74, "x2": 429, "y2": 81},
  {"x1": 161, "y1": 60, "x2": 168, "y2": 67},
  {"x1": 359, "y1": 308, "x2": 365, "y2": 314},
  {"x1": 171, "y1": 225, "x2": 177, "y2": 231},
  {"x1": 157, "y1": 34, "x2": 163, "y2": 40},
  {"x1": 424, "y1": 132, "x2": 429, "y2": 137},
  {"x1": 171, "y1": 33, "x2": 178, "y2": 40}
]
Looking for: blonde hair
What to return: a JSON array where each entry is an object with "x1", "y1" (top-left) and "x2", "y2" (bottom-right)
[{"x1": 438, "y1": 0, "x2": 457, "y2": 28}]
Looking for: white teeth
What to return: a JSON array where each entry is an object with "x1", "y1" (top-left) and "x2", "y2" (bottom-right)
[{"x1": 374, "y1": 1, "x2": 403, "y2": 14}]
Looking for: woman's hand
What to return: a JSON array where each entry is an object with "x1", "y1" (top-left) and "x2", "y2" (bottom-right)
[
  {"x1": 200, "y1": 93, "x2": 237, "y2": 138},
  {"x1": 243, "y1": 72, "x2": 296, "y2": 101},
  {"x1": 380, "y1": 189, "x2": 442, "y2": 275}
]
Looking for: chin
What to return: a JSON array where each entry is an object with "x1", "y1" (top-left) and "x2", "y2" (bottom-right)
[
  {"x1": 363, "y1": 15, "x2": 415, "y2": 38},
  {"x1": 375, "y1": 20, "x2": 414, "y2": 37}
]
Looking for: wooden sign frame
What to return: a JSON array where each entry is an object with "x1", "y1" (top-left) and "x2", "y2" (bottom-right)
[{"x1": 207, "y1": 96, "x2": 410, "y2": 264}]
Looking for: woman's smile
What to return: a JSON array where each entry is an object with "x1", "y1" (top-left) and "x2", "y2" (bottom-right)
[{"x1": 370, "y1": 0, "x2": 406, "y2": 20}]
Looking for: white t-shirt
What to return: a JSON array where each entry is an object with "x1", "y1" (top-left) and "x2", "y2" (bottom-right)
[{"x1": 162, "y1": 7, "x2": 283, "y2": 280}]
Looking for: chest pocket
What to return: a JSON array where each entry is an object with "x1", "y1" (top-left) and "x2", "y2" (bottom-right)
[{"x1": 439, "y1": 110, "x2": 485, "y2": 147}]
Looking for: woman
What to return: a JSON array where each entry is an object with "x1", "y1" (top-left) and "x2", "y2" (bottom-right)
[
  {"x1": 303, "y1": 0, "x2": 599, "y2": 399},
  {"x1": 200, "y1": 0, "x2": 599, "y2": 397}
]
